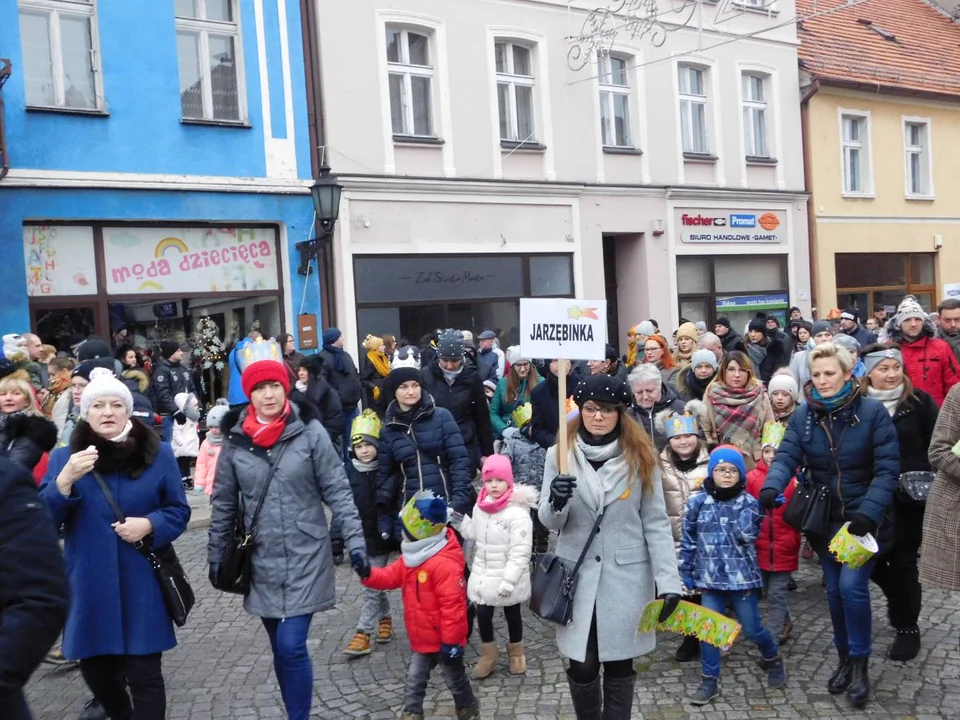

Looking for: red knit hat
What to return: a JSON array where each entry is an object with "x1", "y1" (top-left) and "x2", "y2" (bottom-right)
[{"x1": 241, "y1": 359, "x2": 290, "y2": 398}]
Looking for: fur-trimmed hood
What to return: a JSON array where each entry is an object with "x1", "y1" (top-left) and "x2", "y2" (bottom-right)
[
  {"x1": 121, "y1": 368, "x2": 150, "y2": 393},
  {"x1": 0, "y1": 412, "x2": 58, "y2": 453},
  {"x1": 885, "y1": 314, "x2": 937, "y2": 344},
  {"x1": 507, "y1": 482, "x2": 539, "y2": 510},
  {"x1": 70, "y1": 417, "x2": 159, "y2": 478}
]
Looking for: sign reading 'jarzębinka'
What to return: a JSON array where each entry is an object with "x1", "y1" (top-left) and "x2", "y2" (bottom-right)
[{"x1": 520, "y1": 298, "x2": 607, "y2": 361}]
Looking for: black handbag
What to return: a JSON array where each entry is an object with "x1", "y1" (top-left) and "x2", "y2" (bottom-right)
[
  {"x1": 529, "y1": 513, "x2": 602, "y2": 626},
  {"x1": 215, "y1": 444, "x2": 288, "y2": 596},
  {"x1": 93, "y1": 472, "x2": 194, "y2": 627},
  {"x1": 783, "y1": 481, "x2": 832, "y2": 536},
  {"x1": 899, "y1": 471, "x2": 935, "y2": 505}
]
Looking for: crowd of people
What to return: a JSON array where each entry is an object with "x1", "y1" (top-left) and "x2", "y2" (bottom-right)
[{"x1": 3, "y1": 293, "x2": 960, "y2": 719}]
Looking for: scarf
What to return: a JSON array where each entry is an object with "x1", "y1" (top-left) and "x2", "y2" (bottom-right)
[
  {"x1": 809, "y1": 379, "x2": 856, "y2": 413},
  {"x1": 367, "y1": 350, "x2": 391, "y2": 379},
  {"x1": 205, "y1": 430, "x2": 224, "y2": 446},
  {"x1": 568, "y1": 434, "x2": 630, "y2": 514},
  {"x1": 401, "y1": 531, "x2": 449, "y2": 567},
  {"x1": 670, "y1": 448, "x2": 701, "y2": 473},
  {"x1": 241, "y1": 400, "x2": 290, "y2": 448},
  {"x1": 704, "y1": 477, "x2": 744, "y2": 502},
  {"x1": 441, "y1": 365, "x2": 462, "y2": 386},
  {"x1": 323, "y1": 344, "x2": 345, "y2": 372},
  {"x1": 295, "y1": 379, "x2": 308, "y2": 393},
  {"x1": 108, "y1": 420, "x2": 134, "y2": 443},
  {"x1": 708, "y1": 382, "x2": 766, "y2": 450},
  {"x1": 477, "y1": 483, "x2": 513, "y2": 515},
  {"x1": 866, "y1": 384, "x2": 904, "y2": 417},
  {"x1": 626, "y1": 338, "x2": 639, "y2": 368},
  {"x1": 352, "y1": 457, "x2": 377, "y2": 473},
  {"x1": 684, "y1": 369, "x2": 712, "y2": 400}
]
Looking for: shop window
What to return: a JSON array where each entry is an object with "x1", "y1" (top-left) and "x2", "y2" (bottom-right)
[
  {"x1": 677, "y1": 255, "x2": 788, "y2": 328},
  {"x1": 714, "y1": 256, "x2": 785, "y2": 293},
  {"x1": 530, "y1": 255, "x2": 573, "y2": 296},
  {"x1": 676, "y1": 256, "x2": 711, "y2": 294},
  {"x1": 386, "y1": 26, "x2": 435, "y2": 138},
  {"x1": 835, "y1": 252, "x2": 936, "y2": 315}
]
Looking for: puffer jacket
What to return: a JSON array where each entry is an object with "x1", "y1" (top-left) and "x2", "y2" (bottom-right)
[
  {"x1": 207, "y1": 400, "x2": 365, "y2": 618},
  {"x1": 362, "y1": 528, "x2": 467, "y2": 654},
  {"x1": 0, "y1": 413, "x2": 57, "y2": 473},
  {"x1": 763, "y1": 384, "x2": 900, "y2": 551},
  {"x1": 420, "y1": 362, "x2": 495, "y2": 457},
  {"x1": 458, "y1": 484, "x2": 538, "y2": 607},
  {"x1": 887, "y1": 318, "x2": 960, "y2": 407},
  {"x1": 530, "y1": 372, "x2": 575, "y2": 450},
  {"x1": 150, "y1": 357, "x2": 193, "y2": 416},
  {"x1": 500, "y1": 428, "x2": 546, "y2": 489},
  {"x1": 627, "y1": 384, "x2": 685, "y2": 451},
  {"x1": 193, "y1": 438, "x2": 222, "y2": 496},
  {"x1": 171, "y1": 415, "x2": 199, "y2": 458},
  {"x1": 347, "y1": 460, "x2": 399, "y2": 558},
  {"x1": 746, "y1": 461, "x2": 800, "y2": 572},
  {"x1": 659, "y1": 445, "x2": 709, "y2": 551},
  {"x1": 377, "y1": 395, "x2": 473, "y2": 516}
]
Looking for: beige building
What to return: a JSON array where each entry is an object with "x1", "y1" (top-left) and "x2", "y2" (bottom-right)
[{"x1": 315, "y1": 0, "x2": 811, "y2": 349}]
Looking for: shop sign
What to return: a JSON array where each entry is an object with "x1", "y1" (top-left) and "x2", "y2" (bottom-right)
[
  {"x1": 520, "y1": 298, "x2": 607, "y2": 360},
  {"x1": 23, "y1": 225, "x2": 99, "y2": 296},
  {"x1": 716, "y1": 294, "x2": 789, "y2": 312},
  {"x1": 102, "y1": 227, "x2": 279, "y2": 295},
  {"x1": 678, "y1": 209, "x2": 784, "y2": 243}
]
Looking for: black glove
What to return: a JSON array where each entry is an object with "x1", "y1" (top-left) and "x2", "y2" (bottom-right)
[
  {"x1": 439, "y1": 643, "x2": 464, "y2": 665},
  {"x1": 847, "y1": 514, "x2": 876, "y2": 537},
  {"x1": 548, "y1": 475, "x2": 577, "y2": 511},
  {"x1": 350, "y1": 549, "x2": 371, "y2": 579},
  {"x1": 657, "y1": 593, "x2": 681, "y2": 623},
  {"x1": 208, "y1": 563, "x2": 220, "y2": 588},
  {"x1": 174, "y1": 411, "x2": 187, "y2": 426},
  {"x1": 757, "y1": 488, "x2": 781, "y2": 511},
  {"x1": 377, "y1": 514, "x2": 394, "y2": 541}
]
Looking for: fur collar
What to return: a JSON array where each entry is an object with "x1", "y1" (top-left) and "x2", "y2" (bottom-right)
[
  {"x1": 70, "y1": 418, "x2": 159, "y2": 478},
  {"x1": 0, "y1": 413, "x2": 58, "y2": 452},
  {"x1": 508, "y1": 483, "x2": 540, "y2": 510},
  {"x1": 121, "y1": 368, "x2": 150, "y2": 393}
]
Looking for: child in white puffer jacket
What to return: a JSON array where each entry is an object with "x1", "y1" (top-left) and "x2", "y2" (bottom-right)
[{"x1": 453, "y1": 454, "x2": 538, "y2": 680}]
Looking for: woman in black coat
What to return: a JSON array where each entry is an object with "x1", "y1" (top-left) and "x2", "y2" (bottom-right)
[
  {"x1": 291, "y1": 356, "x2": 346, "y2": 449},
  {"x1": 530, "y1": 359, "x2": 576, "y2": 450},
  {"x1": 861, "y1": 344, "x2": 938, "y2": 662}
]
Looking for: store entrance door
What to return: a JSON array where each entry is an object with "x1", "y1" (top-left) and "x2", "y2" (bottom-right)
[{"x1": 31, "y1": 304, "x2": 101, "y2": 352}]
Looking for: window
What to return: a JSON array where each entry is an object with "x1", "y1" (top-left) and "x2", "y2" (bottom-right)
[
  {"x1": 175, "y1": 0, "x2": 244, "y2": 122},
  {"x1": 598, "y1": 54, "x2": 632, "y2": 148},
  {"x1": 835, "y1": 253, "x2": 936, "y2": 315},
  {"x1": 17, "y1": 0, "x2": 101, "y2": 110},
  {"x1": 741, "y1": 73, "x2": 768, "y2": 158},
  {"x1": 840, "y1": 112, "x2": 871, "y2": 194},
  {"x1": 904, "y1": 120, "x2": 932, "y2": 197},
  {"x1": 678, "y1": 65, "x2": 708, "y2": 154},
  {"x1": 677, "y1": 255, "x2": 789, "y2": 329},
  {"x1": 386, "y1": 27, "x2": 434, "y2": 137},
  {"x1": 495, "y1": 41, "x2": 536, "y2": 143}
]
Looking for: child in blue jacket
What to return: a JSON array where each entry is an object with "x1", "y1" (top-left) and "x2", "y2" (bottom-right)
[{"x1": 679, "y1": 445, "x2": 786, "y2": 705}]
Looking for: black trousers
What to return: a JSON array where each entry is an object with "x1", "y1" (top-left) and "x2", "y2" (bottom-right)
[
  {"x1": 567, "y1": 611, "x2": 634, "y2": 683},
  {"x1": 871, "y1": 505, "x2": 924, "y2": 629},
  {"x1": 80, "y1": 653, "x2": 165, "y2": 720},
  {"x1": 476, "y1": 603, "x2": 523, "y2": 643}
]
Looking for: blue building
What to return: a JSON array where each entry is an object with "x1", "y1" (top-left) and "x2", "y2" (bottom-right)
[{"x1": 0, "y1": 0, "x2": 322, "y2": 358}]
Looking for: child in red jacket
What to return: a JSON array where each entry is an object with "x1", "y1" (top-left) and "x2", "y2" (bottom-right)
[
  {"x1": 746, "y1": 422, "x2": 801, "y2": 643},
  {"x1": 357, "y1": 491, "x2": 479, "y2": 720}
]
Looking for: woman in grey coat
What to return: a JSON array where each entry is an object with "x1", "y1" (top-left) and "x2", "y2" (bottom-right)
[
  {"x1": 539, "y1": 374, "x2": 683, "y2": 720},
  {"x1": 208, "y1": 347, "x2": 366, "y2": 720}
]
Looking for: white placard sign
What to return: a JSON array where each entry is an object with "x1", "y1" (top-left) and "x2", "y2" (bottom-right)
[
  {"x1": 520, "y1": 298, "x2": 607, "y2": 360},
  {"x1": 944, "y1": 283, "x2": 960, "y2": 300}
]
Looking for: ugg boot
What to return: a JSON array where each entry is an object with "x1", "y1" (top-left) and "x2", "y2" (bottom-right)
[
  {"x1": 888, "y1": 626, "x2": 920, "y2": 661},
  {"x1": 601, "y1": 672, "x2": 636, "y2": 720},
  {"x1": 847, "y1": 656, "x2": 870, "y2": 707},
  {"x1": 506, "y1": 641, "x2": 527, "y2": 674},
  {"x1": 566, "y1": 670, "x2": 603, "y2": 720},
  {"x1": 473, "y1": 642, "x2": 498, "y2": 679},
  {"x1": 826, "y1": 650, "x2": 853, "y2": 694}
]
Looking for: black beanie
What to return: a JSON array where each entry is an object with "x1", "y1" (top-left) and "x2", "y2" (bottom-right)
[
  {"x1": 385, "y1": 367, "x2": 421, "y2": 400},
  {"x1": 160, "y1": 340, "x2": 181, "y2": 360},
  {"x1": 715, "y1": 316, "x2": 731, "y2": 329},
  {"x1": 748, "y1": 314, "x2": 767, "y2": 333},
  {"x1": 76, "y1": 336, "x2": 111, "y2": 361},
  {"x1": 573, "y1": 374, "x2": 632, "y2": 409}
]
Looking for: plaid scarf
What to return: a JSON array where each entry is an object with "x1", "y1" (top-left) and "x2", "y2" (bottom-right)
[{"x1": 708, "y1": 382, "x2": 766, "y2": 450}]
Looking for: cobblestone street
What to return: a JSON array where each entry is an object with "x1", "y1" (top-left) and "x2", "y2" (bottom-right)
[{"x1": 26, "y1": 528, "x2": 960, "y2": 719}]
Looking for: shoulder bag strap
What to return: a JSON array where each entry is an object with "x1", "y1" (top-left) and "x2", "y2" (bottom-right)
[
  {"x1": 246, "y1": 443, "x2": 289, "y2": 534},
  {"x1": 92, "y1": 470, "x2": 155, "y2": 559},
  {"x1": 567, "y1": 512, "x2": 603, "y2": 578}
]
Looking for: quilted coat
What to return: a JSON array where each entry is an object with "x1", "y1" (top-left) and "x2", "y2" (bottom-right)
[
  {"x1": 458, "y1": 484, "x2": 538, "y2": 607},
  {"x1": 500, "y1": 428, "x2": 546, "y2": 489},
  {"x1": 377, "y1": 395, "x2": 473, "y2": 515},
  {"x1": 659, "y1": 445, "x2": 710, "y2": 551},
  {"x1": 887, "y1": 317, "x2": 960, "y2": 407},
  {"x1": 207, "y1": 400, "x2": 365, "y2": 619},
  {"x1": 746, "y1": 461, "x2": 800, "y2": 573},
  {"x1": 762, "y1": 385, "x2": 900, "y2": 552},
  {"x1": 679, "y1": 485, "x2": 764, "y2": 591},
  {"x1": 420, "y1": 362, "x2": 495, "y2": 459},
  {"x1": 193, "y1": 437, "x2": 222, "y2": 496},
  {"x1": 362, "y1": 528, "x2": 467, "y2": 653},
  {"x1": 920, "y1": 384, "x2": 960, "y2": 590}
]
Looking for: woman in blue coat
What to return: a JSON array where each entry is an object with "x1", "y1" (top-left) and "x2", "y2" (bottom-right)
[
  {"x1": 760, "y1": 343, "x2": 898, "y2": 709},
  {"x1": 40, "y1": 368, "x2": 190, "y2": 720}
]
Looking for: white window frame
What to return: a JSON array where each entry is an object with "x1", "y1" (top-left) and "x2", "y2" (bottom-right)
[
  {"x1": 741, "y1": 72, "x2": 769, "y2": 158},
  {"x1": 838, "y1": 108, "x2": 874, "y2": 197},
  {"x1": 17, "y1": 0, "x2": 104, "y2": 110},
  {"x1": 174, "y1": 0, "x2": 247, "y2": 122},
  {"x1": 677, "y1": 64, "x2": 710, "y2": 155},
  {"x1": 495, "y1": 40, "x2": 538, "y2": 144},
  {"x1": 902, "y1": 116, "x2": 934, "y2": 199},
  {"x1": 385, "y1": 26, "x2": 436, "y2": 138},
  {"x1": 597, "y1": 53, "x2": 634, "y2": 149}
]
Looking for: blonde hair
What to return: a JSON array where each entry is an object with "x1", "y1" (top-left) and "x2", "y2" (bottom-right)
[
  {"x1": 565, "y1": 409, "x2": 658, "y2": 493},
  {"x1": 808, "y1": 342, "x2": 853, "y2": 373},
  {"x1": 0, "y1": 375, "x2": 39, "y2": 416}
]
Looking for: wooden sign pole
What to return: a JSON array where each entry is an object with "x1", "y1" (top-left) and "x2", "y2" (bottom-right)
[{"x1": 557, "y1": 358, "x2": 568, "y2": 474}]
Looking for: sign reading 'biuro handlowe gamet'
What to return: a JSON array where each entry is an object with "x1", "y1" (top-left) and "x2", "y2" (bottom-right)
[
  {"x1": 520, "y1": 298, "x2": 607, "y2": 361},
  {"x1": 677, "y1": 209, "x2": 785, "y2": 244}
]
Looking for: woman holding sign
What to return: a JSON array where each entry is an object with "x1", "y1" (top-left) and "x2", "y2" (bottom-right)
[{"x1": 539, "y1": 374, "x2": 683, "y2": 720}]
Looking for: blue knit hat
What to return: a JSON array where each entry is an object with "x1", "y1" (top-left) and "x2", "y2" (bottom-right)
[
  {"x1": 708, "y1": 445, "x2": 747, "y2": 479},
  {"x1": 322, "y1": 328, "x2": 342, "y2": 346}
]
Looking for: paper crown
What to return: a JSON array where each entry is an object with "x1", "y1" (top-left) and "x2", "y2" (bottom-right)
[
  {"x1": 761, "y1": 421, "x2": 786, "y2": 449},
  {"x1": 512, "y1": 402, "x2": 533, "y2": 429},
  {"x1": 400, "y1": 490, "x2": 448, "y2": 541},
  {"x1": 351, "y1": 408, "x2": 382, "y2": 443},
  {"x1": 237, "y1": 337, "x2": 283, "y2": 372},
  {"x1": 665, "y1": 411, "x2": 699, "y2": 439}
]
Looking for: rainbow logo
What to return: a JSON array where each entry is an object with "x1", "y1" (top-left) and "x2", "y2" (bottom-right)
[{"x1": 155, "y1": 237, "x2": 189, "y2": 258}]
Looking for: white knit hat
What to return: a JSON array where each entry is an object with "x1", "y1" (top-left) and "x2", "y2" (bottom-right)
[
  {"x1": 506, "y1": 345, "x2": 529, "y2": 365},
  {"x1": 767, "y1": 373, "x2": 799, "y2": 401},
  {"x1": 896, "y1": 295, "x2": 927, "y2": 326},
  {"x1": 80, "y1": 367, "x2": 133, "y2": 419}
]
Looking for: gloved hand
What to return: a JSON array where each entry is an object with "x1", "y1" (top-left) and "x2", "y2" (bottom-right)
[
  {"x1": 847, "y1": 514, "x2": 876, "y2": 537},
  {"x1": 447, "y1": 508, "x2": 465, "y2": 529},
  {"x1": 757, "y1": 487, "x2": 781, "y2": 510},
  {"x1": 548, "y1": 474, "x2": 577, "y2": 511},
  {"x1": 208, "y1": 563, "x2": 220, "y2": 588},
  {"x1": 440, "y1": 643, "x2": 464, "y2": 664},
  {"x1": 657, "y1": 593, "x2": 681, "y2": 623},
  {"x1": 331, "y1": 537, "x2": 345, "y2": 566},
  {"x1": 377, "y1": 514, "x2": 394, "y2": 541},
  {"x1": 350, "y1": 549, "x2": 371, "y2": 579},
  {"x1": 497, "y1": 580, "x2": 515, "y2": 598},
  {"x1": 682, "y1": 576, "x2": 696, "y2": 592}
]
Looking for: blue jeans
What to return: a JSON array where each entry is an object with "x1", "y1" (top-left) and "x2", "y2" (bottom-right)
[
  {"x1": 262, "y1": 614, "x2": 314, "y2": 720},
  {"x1": 160, "y1": 415, "x2": 174, "y2": 443},
  {"x1": 820, "y1": 551, "x2": 877, "y2": 658},
  {"x1": 701, "y1": 590, "x2": 779, "y2": 679}
]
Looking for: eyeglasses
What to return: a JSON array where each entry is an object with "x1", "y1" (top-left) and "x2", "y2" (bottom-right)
[
  {"x1": 643, "y1": 346, "x2": 661, "y2": 354},
  {"x1": 513, "y1": 362, "x2": 530, "y2": 368},
  {"x1": 581, "y1": 404, "x2": 618, "y2": 418},
  {"x1": 714, "y1": 467, "x2": 739, "y2": 477}
]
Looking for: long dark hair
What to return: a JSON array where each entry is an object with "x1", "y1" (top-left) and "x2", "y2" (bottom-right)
[
  {"x1": 505, "y1": 361, "x2": 541, "y2": 404},
  {"x1": 707, "y1": 350, "x2": 759, "y2": 393},
  {"x1": 565, "y1": 408, "x2": 657, "y2": 493}
]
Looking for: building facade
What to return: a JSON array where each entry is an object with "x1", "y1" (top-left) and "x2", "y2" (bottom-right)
[
  {"x1": 0, "y1": 0, "x2": 318, "y2": 356},
  {"x1": 315, "y1": 0, "x2": 811, "y2": 351},
  {"x1": 799, "y1": 0, "x2": 960, "y2": 317}
]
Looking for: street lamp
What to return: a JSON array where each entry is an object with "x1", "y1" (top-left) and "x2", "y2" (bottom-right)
[{"x1": 297, "y1": 164, "x2": 342, "y2": 275}]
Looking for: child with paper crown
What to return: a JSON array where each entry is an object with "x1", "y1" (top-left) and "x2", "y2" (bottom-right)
[
  {"x1": 356, "y1": 491, "x2": 479, "y2": 720},
  {"x1": 656, "y1": 404, "x2": 710, "y2": 663},
  {"x1": 746, "y1": 422, "x2": 801, "y2": 644},
  {"x1": 500, "y1": 402, "x2": 549, "y2": 554},
  {"x1": 343, "y1": 409, "x2": 400, "y2": 658},
  {"x1": 680, "y1": 445, "x2": 786, "y2": 705}
]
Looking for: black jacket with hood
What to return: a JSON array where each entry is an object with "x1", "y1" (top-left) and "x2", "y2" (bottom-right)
[
  {"x1": 151, "y1": 356, "x2": 194, "y2": 416},
  {"x1": 419, "y1": 361, "x2": 495, "y2": 458},
  {"x1": 289, "y1": 355, "x2": 346, "y2": 445}
]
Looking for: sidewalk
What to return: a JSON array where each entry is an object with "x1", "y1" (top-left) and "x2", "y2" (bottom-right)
[{"x1": 186, "y1": 488, "x2": 211, "y2": 530}]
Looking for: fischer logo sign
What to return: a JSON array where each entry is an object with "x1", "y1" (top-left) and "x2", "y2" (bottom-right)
[{"x1": 678, "y1": 210, "x2": 783, "y2": 243}]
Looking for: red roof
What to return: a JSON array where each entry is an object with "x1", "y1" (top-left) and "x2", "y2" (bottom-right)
[{"x1": 797, "y1": 0, "x2": 960, "y2": 99}]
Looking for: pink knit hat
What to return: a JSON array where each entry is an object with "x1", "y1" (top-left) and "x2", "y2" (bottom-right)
[{"x1": 481, "y1": 454, "x2": 514, "y2": 487}]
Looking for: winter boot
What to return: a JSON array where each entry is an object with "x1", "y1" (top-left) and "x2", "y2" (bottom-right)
[
  {"x1": 473, "y1": 642, "x2": 498, "y2": 679},
  {"x1": 601, "y1": 672, "x2": 636, "y2": 720},
  {"x1": 342, "y1": 632, "x2": 372, "y2": 656},
  {"x1": 78, "y1": 698, "x2": 109, "y2": 720},
  {"x1": 888, "y1": 626, "x2": 921, "y2": 661},
  {"x1": 376, "y1": 617, "x2": 394, "y2": 644},
  {"x1": 847, "y1": 656, "x2": 870, "y2": 707},
  {"x1": 455, "y1": 699, "x2": 480, "y2": 720},
  {"x1": 566, "y1": 670, "x2": 603, "y2": 720},
  {"x1": 761, "y1": 653, "x2": 787, "y2": 689},
  {"x1": 780, "y1": 619, "x2": 794, "y2": 643},
  {"x1": 826, "y1": 650, "x2": 853, "y2": 694},
  {"x1": 689, "y1": 675, "x2": 720, "y2": 706},
  {"x1": 506, "y1": 641, "x2": 527, "y2": 675},
  {"x1": 787, "y1": 574, "x2": 798, "y2": 591},
  {"x1": 674, "y1": 634, "x2": 700, "y2": 662}
]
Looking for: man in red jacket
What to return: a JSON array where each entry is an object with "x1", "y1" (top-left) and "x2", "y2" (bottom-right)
[{"x1": 887, "y1": 296, "x2": 960, "y2": 406}]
